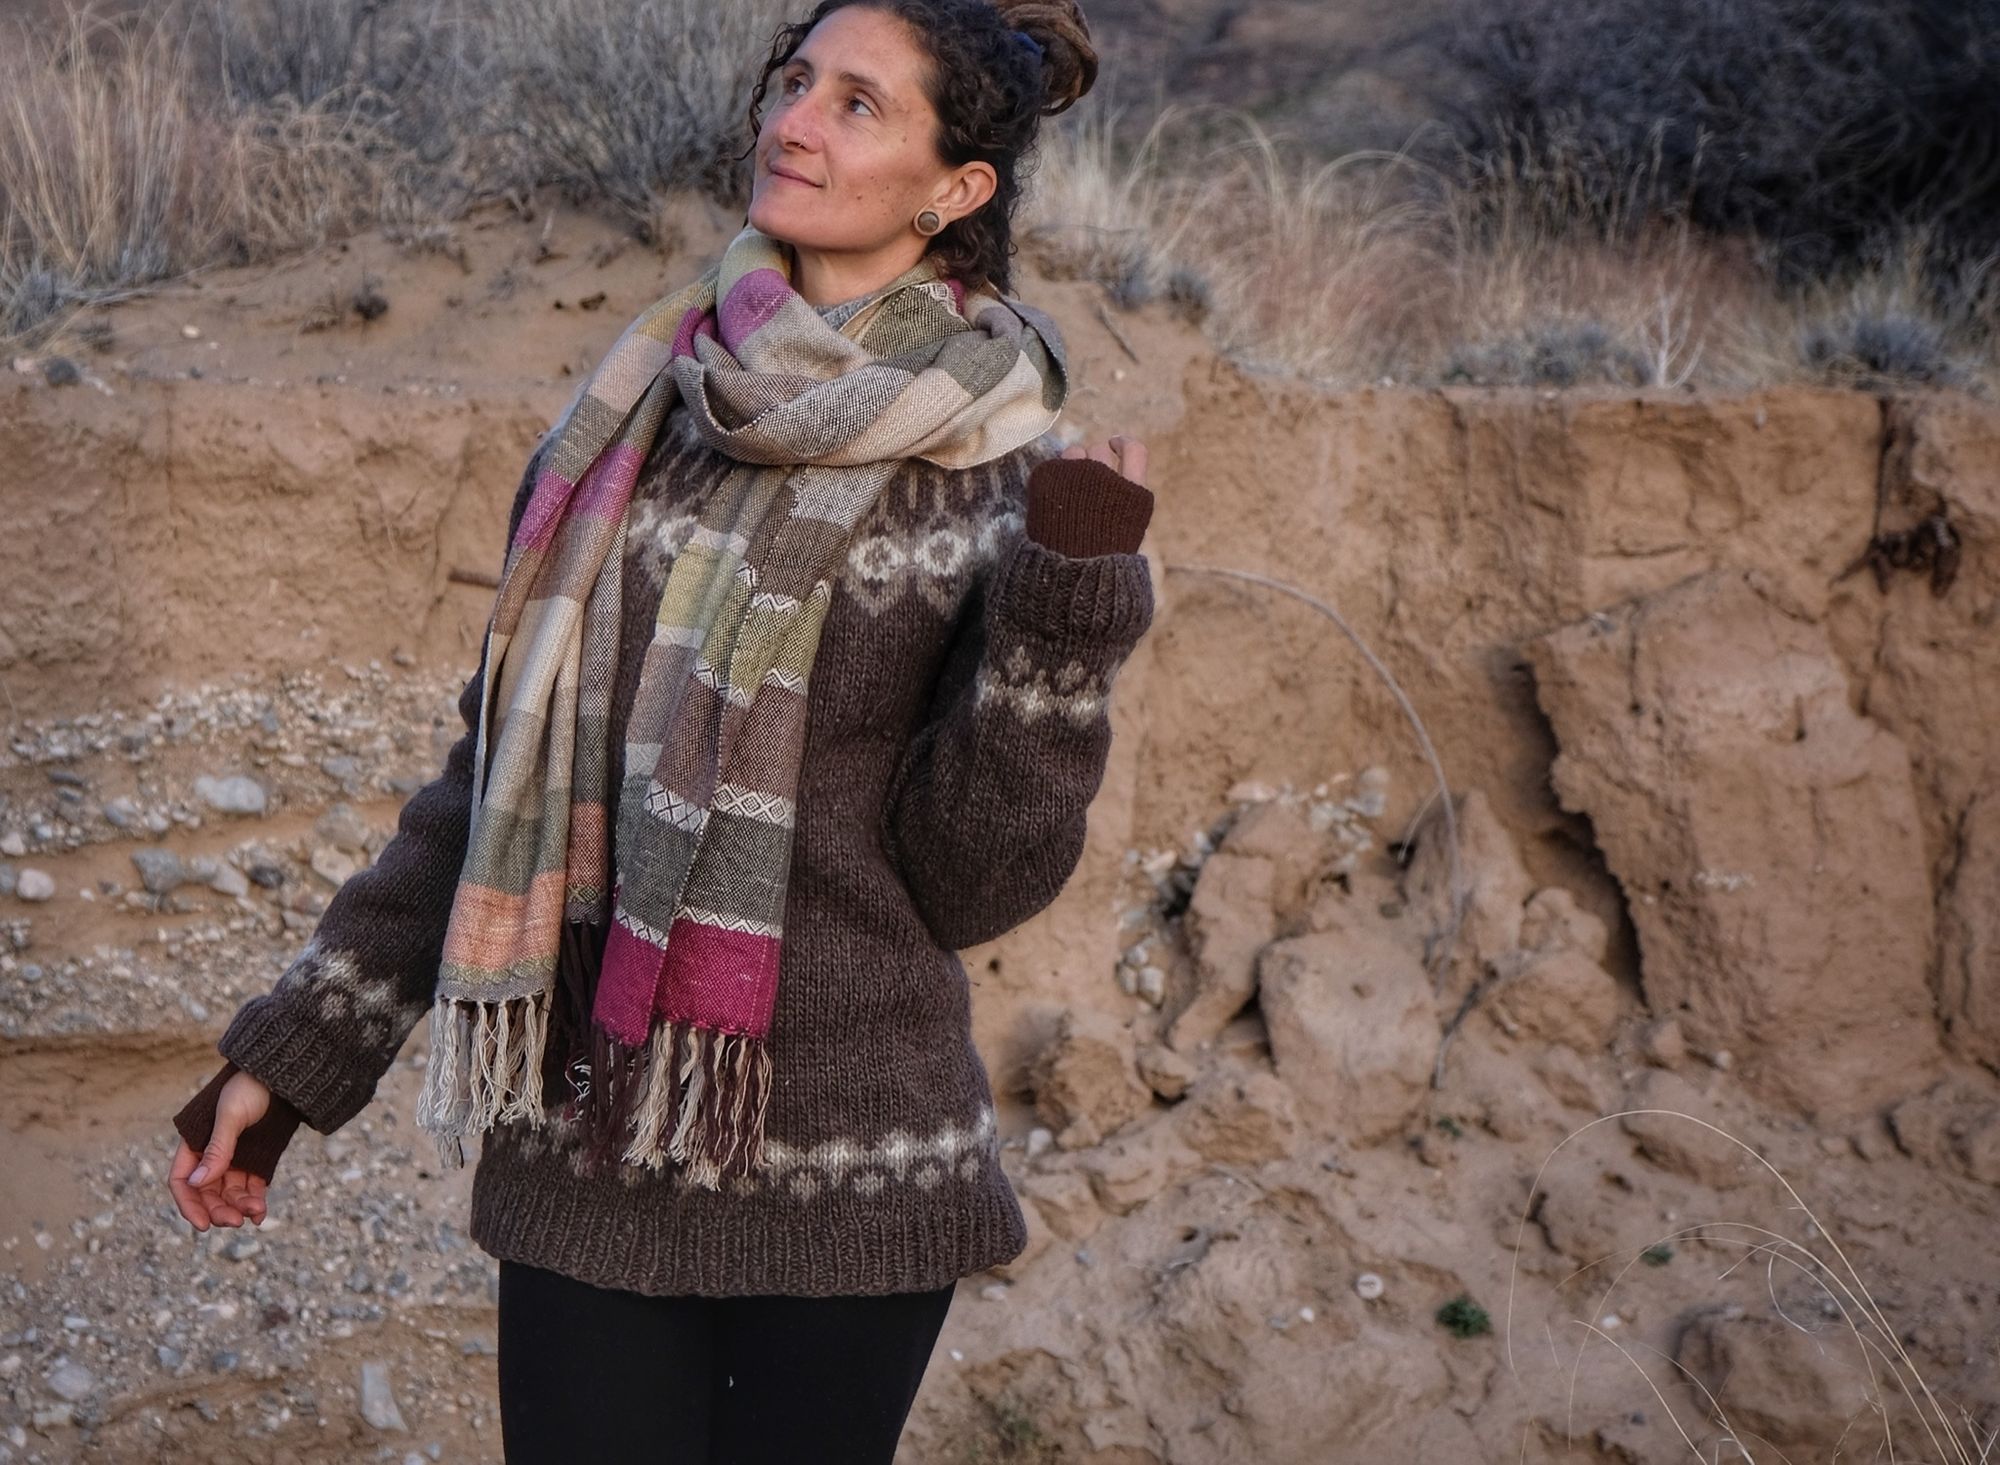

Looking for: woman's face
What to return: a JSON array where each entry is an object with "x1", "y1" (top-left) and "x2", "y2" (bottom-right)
[{"x1": 748, "y1": 7, "x2": 972, "y2": 259}]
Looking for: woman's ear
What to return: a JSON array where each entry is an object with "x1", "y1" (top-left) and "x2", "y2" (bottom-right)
[{"x1": 938, "y1": 160, "x2": 998, "y2": 221}]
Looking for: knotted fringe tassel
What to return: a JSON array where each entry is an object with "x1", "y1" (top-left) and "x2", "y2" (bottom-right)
[
  {"x1": 572, "y1": 1021, "x2": 652, "y2": 1175},
  {"x1": 571, "y1": 1017, "x2": 773, "y2": 1189},
  {"x1": 415, "y1": 987, "x2": 552, "y2": 1170}
]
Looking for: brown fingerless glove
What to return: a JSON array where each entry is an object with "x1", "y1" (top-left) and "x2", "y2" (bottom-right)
[
  {"x1": 172, "y1": 1060, "x2": 307, "y2": 1184},
  {"x1": 1025, "y1": 455, "x2": 1155, "y2": 558}
]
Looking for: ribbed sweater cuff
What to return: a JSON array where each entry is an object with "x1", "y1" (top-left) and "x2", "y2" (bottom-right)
[
  {"x1": 991, "y1": 533, "x2": 1154, "y2": 652},
  {"x1": 1024, "y1": 457, "x2": 1155, "y2": 558},
  {"x1": 216, "y1": 991, "x2": 383, "y2": 1136},
  {"x1": 172, "y1": 1060, "x2": 306, "y2": 1184}
]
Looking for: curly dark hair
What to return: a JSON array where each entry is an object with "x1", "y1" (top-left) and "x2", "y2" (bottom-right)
[{"x1": 737, "y1": 0, "x2": 1098, "y2": 297}]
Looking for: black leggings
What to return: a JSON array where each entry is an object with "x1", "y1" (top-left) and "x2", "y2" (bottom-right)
[{"x1": 495, "y1": 1258, "x2": 958, "y2": 1464}]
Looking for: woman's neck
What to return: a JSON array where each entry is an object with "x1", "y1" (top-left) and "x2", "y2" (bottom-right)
[{"x1": 788, "y1": 239, "x2": 927, "y2": 309}]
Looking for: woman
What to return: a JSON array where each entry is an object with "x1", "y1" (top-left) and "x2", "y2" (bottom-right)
[{"x1": 167, "y1": 0, "x2": 1153, "y2": 1458}]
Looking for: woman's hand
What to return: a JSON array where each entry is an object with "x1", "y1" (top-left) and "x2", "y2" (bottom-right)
[
  {"x1": 169, "y1": 1070, "x2": 274, "y2": 1231},
  {"x1": 1060, "y1": 433, "x2": 1147, "y2": 488}
]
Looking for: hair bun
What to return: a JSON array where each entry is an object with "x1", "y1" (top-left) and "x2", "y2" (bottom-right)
[{"x1": 994, "y1": 0, "x2": 1098, "y2": 115}]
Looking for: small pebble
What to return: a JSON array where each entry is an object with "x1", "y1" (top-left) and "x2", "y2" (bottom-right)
[{"x1": 1354, "y1": 1272, "x2": 1384, "y2": 1301}]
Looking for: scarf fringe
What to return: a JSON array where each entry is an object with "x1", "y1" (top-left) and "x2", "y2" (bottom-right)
[
  {"x1": 569, "y1": 1017, "x2": 772, "y2": 1190},
  {"x1": 415, "y1": 988, "x2": 551, "y2": 1170}
]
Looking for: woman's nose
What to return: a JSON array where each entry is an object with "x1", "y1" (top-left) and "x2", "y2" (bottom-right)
[{"x1": 772, "y1": 93, "x2": 821, "y2": 151}]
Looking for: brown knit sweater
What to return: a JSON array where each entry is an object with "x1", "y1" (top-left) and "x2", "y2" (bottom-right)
[{"x1": 175, "y1": 402, "x2": 1155, "y2": 1298}]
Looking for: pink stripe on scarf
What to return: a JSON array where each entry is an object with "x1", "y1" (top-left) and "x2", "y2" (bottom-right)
[
  {"x1": 672, "y1": 303, "x2": 720, "y2": 360},
  {"x1": 657, "y1": 917, "x2": 781, "y2": 1035},
  {"x1": 574, "y1": 442, "x2": 645, "y2": 517},
  {"x1": 514, "y1": 467, "x2": 575, "y2": 550},
  {"x1": 718, "y1": 267, "x2": 791, "y2": 353},
  {"x1": 594, "y1": 910, "x2": 781, "y2": 1044}
]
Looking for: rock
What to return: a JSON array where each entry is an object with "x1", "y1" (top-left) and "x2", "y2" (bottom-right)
[
  {"x1": 44, "y1": 1361, "x2": 94, "y2": 1402},
  {"x1": 310, "y1": 845, "x2": 362, "y2": 888},
  {"x1": 15, "y1": 869, "x2": 54, "y2": 902},
  {"x1": 200, "y1": 859, "x2": 250, "y2": 898},
  {"x1": 0, "y1": 832, "x2": 25, "y2": 857},
  {"x1": 1018, "y1": 1168, "x2": 1103, "y2": 1242},
  {"x1": 1517, "y1": 885, "x2": 1610, "y2": 964},
  {"x1": 1350, "y1": 765, "x2": 1390, "y2": 817},
  {"x1": 130, "y1": 848, "x2": 188, "y2": 895},
  {"x1": 242, "y1": 848, "x2": 288, "y2": 889},
  {"x1": 0, "y1": 864, "x2": 13, "y2": 897},
  {"x1": 1675, "y1": 1306, "x2": 1881, "y2": 1457},
  {"x1": 1256, "y1": 929, "x2": 1438, "y2": 1144},
  {"x1": 1531, "y1": 1168, "x2": 1636, "y2": 1268},
  {"x1": 1027, "y1": 1009, "x2": 1150, "y2": 1150},
  {"x1": 1175, "y1": 1066, "x2": 1300, "y2": 1164},
  {"x1": 1487, "y1": 947, "x2": 1626, "y2": 1052},
  {"x1": 1529, "y1": 1045, "x2": 1616, "y2": 1114},
  {"x1": 359, "y1": 1360, "x2": 408, "y2": 1432},
  {"x1": 1637, "y1": 1018, "x2": 1687, "y2": 1067},
  {"x1": 1078, "y1": 1121, "x2": 1198, "y2": 1215},
  {"x1": 1135, "y1": 1041, "x2": 1196, "y2": 1101},
  {"x1": 1437, "y1": 1039, "x2": 1554, "y2": 1142},
  {"x1": 1618, "y1": 1069, "x2": 1753, "y2": 1190},
  {"x1": 102, "y1": 797, "x2": 141, "y2": 830},
  {"x1": 42, "y1": 356, "x2": 80, "y2": 387},
  {"x1": 1402, "y1": 787, "x2": 1533, "y2": 979},
  {"x1": 194, "y1": 774, "x2": 268, "y2": 816},
  {"x1": 1526, "y1": 568, "x2": 1943, "y2": 1119},
  {"x1": 1167, "y1": 852, "x2": 1276, "y2": 1052},
  {"x1": 1886, "y1": 1078, "x2": 2000, "y2": 1184},
  {"x1": 1219, "y1": 798, "x2": 1325, "y2": 916},
  {"x1": 313, "y1": 803, "x2": 372, "y2": 854}
]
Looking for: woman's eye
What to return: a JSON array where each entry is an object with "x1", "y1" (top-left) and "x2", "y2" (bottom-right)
[{"x1": 849, "y1": 96, "x2": 873, "y2": 116}]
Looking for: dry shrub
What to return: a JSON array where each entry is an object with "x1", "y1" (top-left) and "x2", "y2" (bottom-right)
[
  {"x1": 459, "y1": 0, "x2": 791, "y2": 238},
  {"x1": 0, "y1": 8, "x2": 229, "y2": 332},
  {"x1": 0, "y1": 2, "x2": 396, "y2": 341},
  {"x1": 1026, "y1": 102, "x2": 1994, "y2": 393}
]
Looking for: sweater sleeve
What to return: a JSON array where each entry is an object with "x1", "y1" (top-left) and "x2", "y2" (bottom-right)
[
  {"x1": 177, "y1": 441, "x2": 549, "y2": 1145},
  {"x1": 880, "y1": 453, "x2": 1156, "y2": 951}
]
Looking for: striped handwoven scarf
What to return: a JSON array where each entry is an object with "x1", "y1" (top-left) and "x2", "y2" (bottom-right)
[{"x1": 415, "y1": 222, "x2": 1068, "y2": 1187}]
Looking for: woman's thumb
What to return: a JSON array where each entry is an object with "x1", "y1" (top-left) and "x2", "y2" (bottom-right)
[{"x1": 188, "y1": 1108, "x2": 243, "y2": 1187}]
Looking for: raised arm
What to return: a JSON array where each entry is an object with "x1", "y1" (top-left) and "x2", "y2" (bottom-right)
[{"x1": 881, "y1": 450, "x2": 1155, "y2": 951}]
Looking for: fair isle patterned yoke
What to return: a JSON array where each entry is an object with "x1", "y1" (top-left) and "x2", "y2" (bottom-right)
[{"x1": 417, "y1": 222, "x2": 1070, "y2": 1193}]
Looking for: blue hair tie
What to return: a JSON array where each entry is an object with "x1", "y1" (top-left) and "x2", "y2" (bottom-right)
[{"x1": 1012, "y1": 28, "x2": 1045, "y2": 62}]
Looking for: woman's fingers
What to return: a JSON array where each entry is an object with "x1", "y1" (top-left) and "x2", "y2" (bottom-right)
[
  {"x1": 168, "y1": 1141, "x2": 242, "y2": 1229},
  {"x1": 221, "y1": 1171, "x2": 259, "y2": 1225},
  {"x1": 167, "y1": 1140, "x2": 212, "y2": 1231},
  {"x1": 1108, "y1": 434, "x2": 1148, "y2": 487},
  {"x1": 1057, "y1": 435, "x2": 1148, "y2": 486}
]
